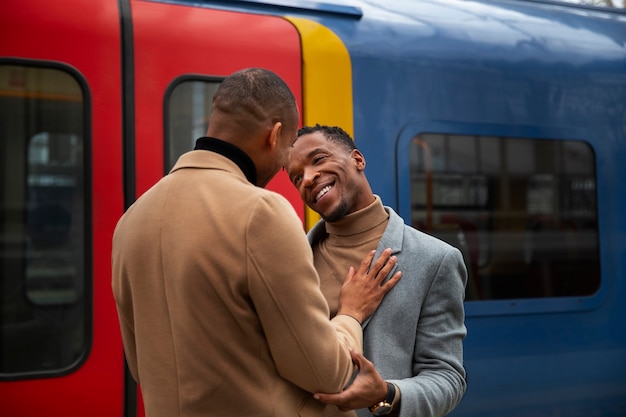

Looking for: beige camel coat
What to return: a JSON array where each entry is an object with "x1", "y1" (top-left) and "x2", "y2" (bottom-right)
[{"x1": 112, "y1": 149, "x2": 362, "y2": 417}]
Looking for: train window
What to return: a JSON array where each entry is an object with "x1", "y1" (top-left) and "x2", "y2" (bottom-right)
[
  {"x1": 410, "y1": 134, "x2": 600, "y2": 301},
  {"x1": 166, "y1": 79, "x2": 220, "y2": 171},
  {"x1": 0, "y1": 64, "x2": 87, "y2": 377}
]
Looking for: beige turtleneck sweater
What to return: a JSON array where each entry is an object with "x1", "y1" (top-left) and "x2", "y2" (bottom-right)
[{"x1": 313, "y1": 196, "x2": 389, "y2": 317}]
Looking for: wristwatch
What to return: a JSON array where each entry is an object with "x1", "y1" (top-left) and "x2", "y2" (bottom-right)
[{"x1": 368, "y1": 381, "x2": 396, "y2": 416}]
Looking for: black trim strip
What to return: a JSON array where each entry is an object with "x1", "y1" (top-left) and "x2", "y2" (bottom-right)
[
  {"x1": 117, "y1": 0, "x2": 138, "y2": 416},
  {"x1": 119, "y1": 0, "x2": 136, "y2": 211}
]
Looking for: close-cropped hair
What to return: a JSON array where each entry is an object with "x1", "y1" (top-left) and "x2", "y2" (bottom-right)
[
  {"x1": 297, "y1": 124, "x2": 356, "y2": 153},
  {"x1": 212, "y1": 68, "x2": 297, "y2": 129}
]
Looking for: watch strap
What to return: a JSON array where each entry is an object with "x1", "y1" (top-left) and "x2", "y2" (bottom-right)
[
  {"x1": 368, "y1": 382, "x2": 395, "y2": 415},
  {"x1": 383, "y1": 381, "x2": 395, "y2": 404}
]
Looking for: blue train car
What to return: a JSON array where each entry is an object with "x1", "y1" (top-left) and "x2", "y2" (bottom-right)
[
  {"x1": 304, "y1": 2, "x2": 626, "y2": 415},
  {"x1": 1, "y1": 0, "x2": 625, "y2": 415}
]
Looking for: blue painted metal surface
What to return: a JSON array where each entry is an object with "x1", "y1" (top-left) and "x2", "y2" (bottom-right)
[{"x1": 333, "y1": 4, "x2": 626, "y2": 414}]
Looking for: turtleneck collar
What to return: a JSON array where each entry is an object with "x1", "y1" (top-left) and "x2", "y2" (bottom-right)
[
  {"x1": 325, "y1": 195, "x2": 389, "y2": 236},
  {"x1": 194, "y1": 136, "x2": 257, "y2": 185}
]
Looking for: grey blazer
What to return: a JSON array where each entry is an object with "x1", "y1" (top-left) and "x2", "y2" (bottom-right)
[{"x1": 309, "y1": 206, "x2": 467, "y2": 417}]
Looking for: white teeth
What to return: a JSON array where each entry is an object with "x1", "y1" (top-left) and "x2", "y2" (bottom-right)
[{"x1": 315, "y1": 185, "x2": 332, "y2": 202}]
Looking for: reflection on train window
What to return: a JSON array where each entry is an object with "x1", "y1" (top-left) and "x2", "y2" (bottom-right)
[
  {"x1": 410, "y1": 134, "x2": 600, "y2": 301},
  {"x1": 0, "y1": 65, "x2": 87, "y2": 377},
  {"x1": 166, "y1": 79, "x2": 220, "y2": 171}
]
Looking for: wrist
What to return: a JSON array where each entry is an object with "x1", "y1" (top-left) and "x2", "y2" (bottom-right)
[
  {"x1": 336, "y1": 309, "x2": 363, "y2": 324},
  {"x1": 369, "y1": 381, "x2": 395, "y2": 416}
]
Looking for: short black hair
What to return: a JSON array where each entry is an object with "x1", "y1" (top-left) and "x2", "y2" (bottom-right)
[
  {"x1": 297, "y1": 124, "x2": 356, "y2": 153},
  {"x1": 213, "y1": 68, "x2": 298, "y2": 132}
]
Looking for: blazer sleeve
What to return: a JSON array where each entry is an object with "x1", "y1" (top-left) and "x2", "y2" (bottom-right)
[
  {"x1": 393, "y1": 246, "x2": 468, "y2": 417},
  {"x1": 246, "y1": 193, "x2": 362, "y2": 394}
]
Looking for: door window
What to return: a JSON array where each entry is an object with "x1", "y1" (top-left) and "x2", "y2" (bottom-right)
[
  {"x1": 0, "y1": 64, "x2": 88, "y2": 376},
  {"x1": 166, "y1": 79, "x2": 220, "y2": 171}
]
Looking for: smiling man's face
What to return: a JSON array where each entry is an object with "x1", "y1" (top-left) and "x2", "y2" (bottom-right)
[{"x1": 286, "y1": 131, "x2": 369, "y2": 222}]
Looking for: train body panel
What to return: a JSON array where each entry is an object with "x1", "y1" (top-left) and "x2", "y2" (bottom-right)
[
  {"x1": 1, "y1": 0, "x2": 125, "y2": 415},
  {"x1": 1, "y1": 0, "x2": 625, "y2": 415},
  {"x1": 317, "y1": 2, "x2": 626, "y2": 415}
]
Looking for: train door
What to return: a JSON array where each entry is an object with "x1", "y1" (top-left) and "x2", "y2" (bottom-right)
[
  {"x1": 0, "y1": 0, "x2": 125, "y2": 416},
  {"x1": 129, "y1": 0, "x2": 303, "y2": 210},
  {"x1": 126, "y1": 0, "x2": 303, "y2": 413}
]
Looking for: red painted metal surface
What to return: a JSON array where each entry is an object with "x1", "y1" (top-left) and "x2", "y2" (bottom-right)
[
  {"x1": 0, "y1": 0, "x2": 125, "y2": 416},
  {"x1": 131, "y1": 0, "x2": 304, "y2": 221},
  {"x1": 1, "y1": 1, "x2": 303, "y2": 416}
]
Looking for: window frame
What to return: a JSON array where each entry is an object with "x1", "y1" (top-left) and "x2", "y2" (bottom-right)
[
  {"x1": 0, "y1": 59, "x2": 93, "y2": 380},
  {"x1": 395, "y1": 120, "x2": 606, "y2": 317},
  {"x1": 163, "y1": 75, "x2": 225, "y2": 174}
]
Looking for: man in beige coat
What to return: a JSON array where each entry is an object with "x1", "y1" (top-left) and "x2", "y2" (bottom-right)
[{"x1": 111, "y1": 68, "x2": 400, "y2": 417}]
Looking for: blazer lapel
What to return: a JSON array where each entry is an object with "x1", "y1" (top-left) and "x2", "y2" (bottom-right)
[{"x1": 362, "y1": 207, "x2": 404, "y2": 329}]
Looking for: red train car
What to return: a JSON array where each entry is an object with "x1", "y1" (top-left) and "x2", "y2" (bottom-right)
[{"x1": 0, "y1": 0, "x2": 352, "y2": 415}]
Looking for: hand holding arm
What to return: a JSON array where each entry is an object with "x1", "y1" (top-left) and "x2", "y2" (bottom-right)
[
  {"x1": 314, "y1": 350, "x2": 391, "y2": 412},
  {"x1": 337, "y1": 248, "x2": 402, "y2": 324}
]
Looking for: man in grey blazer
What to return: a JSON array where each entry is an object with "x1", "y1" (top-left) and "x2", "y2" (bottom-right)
[{"x1": 286, "y1": 125, "x2": 467, "y2": 417}]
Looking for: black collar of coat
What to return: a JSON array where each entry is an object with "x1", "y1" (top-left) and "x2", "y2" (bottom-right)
[{"x1": 194, "y1": 136, "x2": 257, "y2": 185}]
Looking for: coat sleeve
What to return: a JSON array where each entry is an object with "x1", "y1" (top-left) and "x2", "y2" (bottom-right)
[
  {"x1": 246, "y1": 193, "x2": 363, "y2": 394},
  {"x1": 111, "y1": 221, "x2": 140, "y2": 383},
  {"x1": 393, "y1": 246, "x2": 467, "y2": 417}
]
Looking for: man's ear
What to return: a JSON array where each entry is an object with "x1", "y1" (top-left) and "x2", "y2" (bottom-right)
[
  {"x1": 268, "y1": 121, "x2": 282, "y2": 150},
  {"x1": 352, "y1": 149, "x2": 366, "y2": 171}
]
